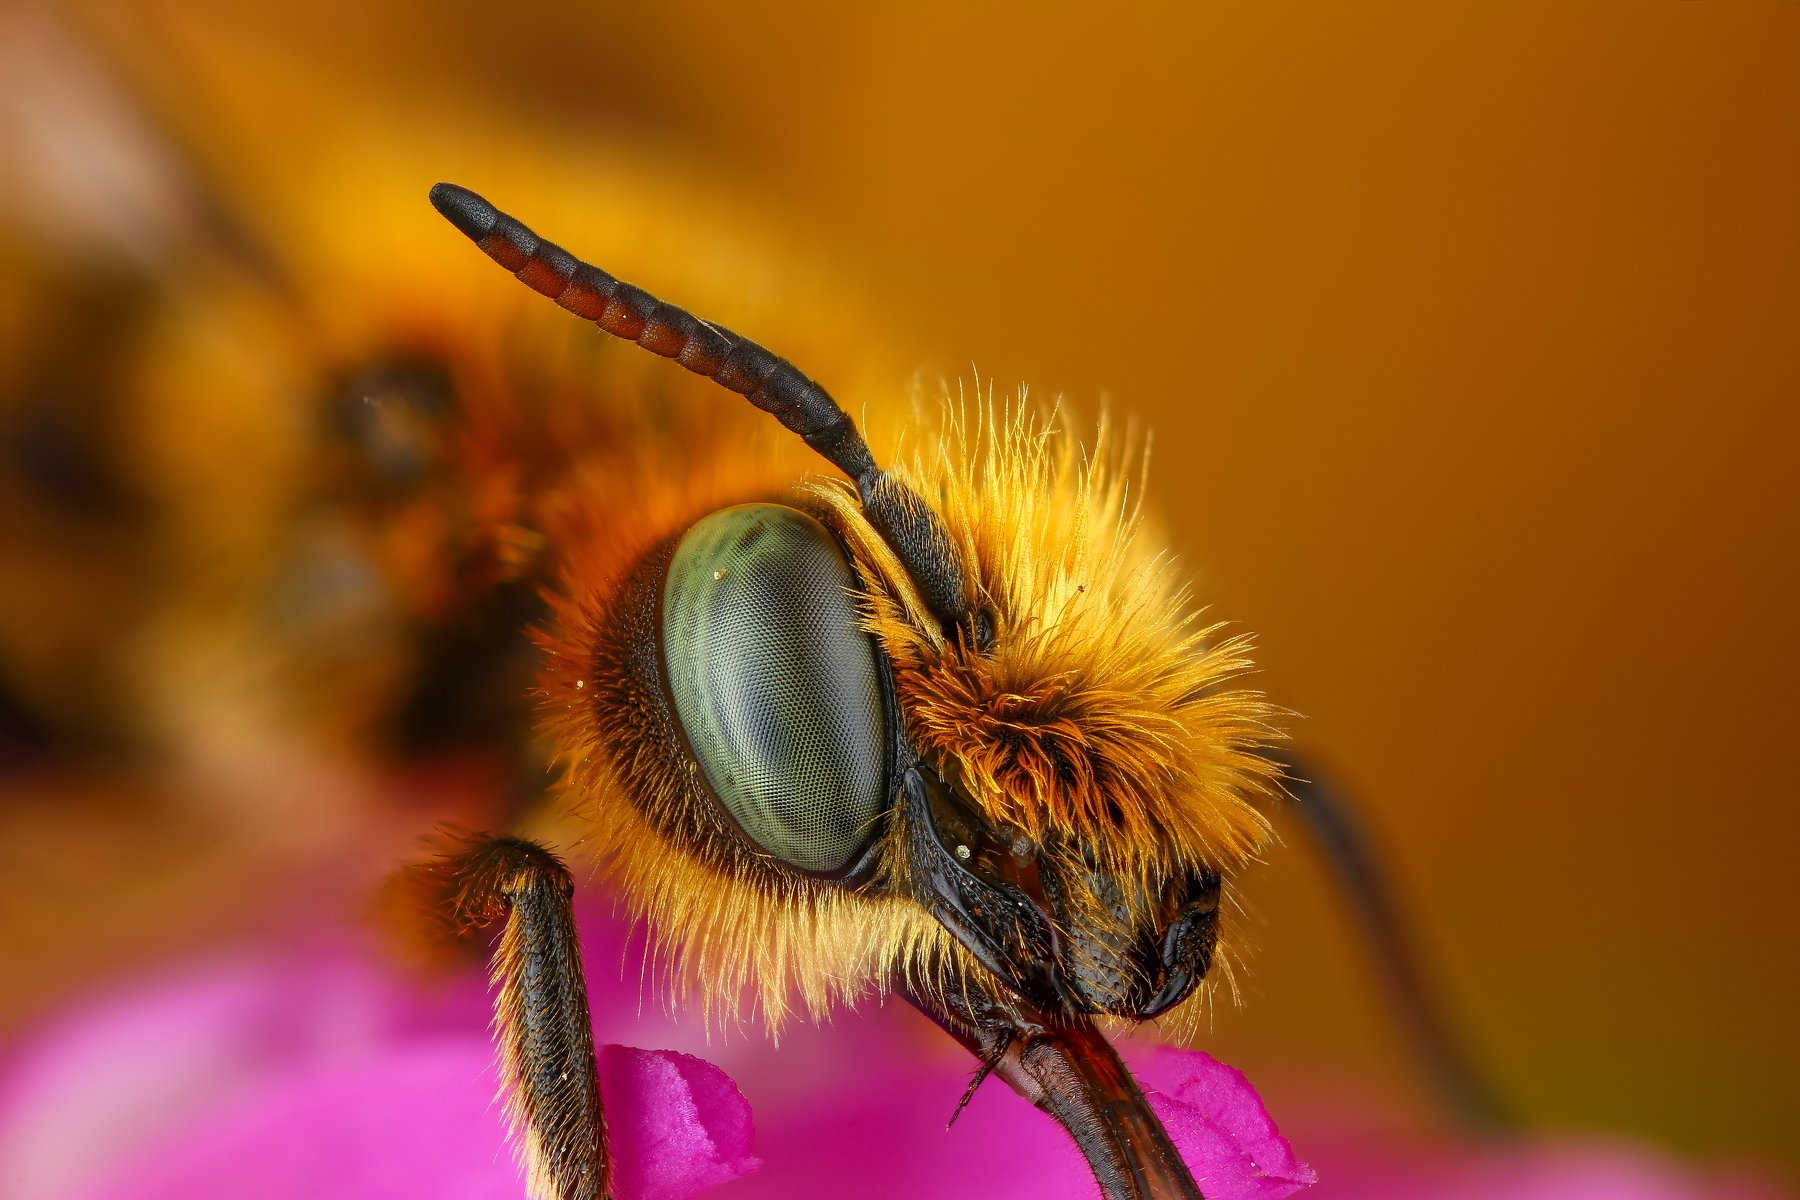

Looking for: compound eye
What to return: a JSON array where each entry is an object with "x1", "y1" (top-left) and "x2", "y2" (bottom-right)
[{"x1": 661, "y1": 504, "x2": 887, "y2": 874}]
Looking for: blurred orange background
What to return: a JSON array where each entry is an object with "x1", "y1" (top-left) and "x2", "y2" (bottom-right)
[{"x1": 5, "y1": 0, "x2": 1797, "y2": 1192}]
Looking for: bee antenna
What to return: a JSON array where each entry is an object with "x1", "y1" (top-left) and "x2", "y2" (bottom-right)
[{"x1": 429, "y1": 182, "x2": 980, "y2": 643}]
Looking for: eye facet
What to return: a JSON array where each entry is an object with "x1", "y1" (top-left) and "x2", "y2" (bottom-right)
[{"x1": 661, "y1": 504, "x2": 887, "y2": 875}]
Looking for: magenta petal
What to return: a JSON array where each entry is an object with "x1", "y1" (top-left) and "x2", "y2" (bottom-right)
[
  {"x1": 601, "y1": 1046, "x2": 760, "y2": 1200},
  {"x1": 1137, "y1": 1047, "x2": 1317, "y2": 1200},
  {"x1": 52, "y1": 1037, "x2": 759, "y2": 1200},
  {"x1": 0, "y1": 943, "x2": 760, "y2": 1200},
  {"x1": 0, "y1": 950, "x2": 444, "y2": 1200},
  {"x1": 73, "y1": 1037, "x2": 530, "y2": 1200}
]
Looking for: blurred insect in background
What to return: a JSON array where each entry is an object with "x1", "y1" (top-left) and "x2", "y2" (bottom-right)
[{"x1": 404, "y1": 182, "x2": 1289, "y2": 1200}]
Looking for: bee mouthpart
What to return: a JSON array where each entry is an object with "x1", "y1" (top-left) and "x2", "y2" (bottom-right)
[
  {"x1": 902, "y1": 760, "x2": 1221, "y2": 1022},
  {"x1": 1035, "y1": 854, "x2": 1221, "y2": 1020},
  {"x1": 904, "y1": 973, "x2": 1205, "y2": 1200}
]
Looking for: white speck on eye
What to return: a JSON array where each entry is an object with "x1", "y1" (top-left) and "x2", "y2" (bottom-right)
[
  {"x1": 713, "y1": 569, "x2": 726, "y2": 581},
  {"x1": 955, "y1": 844, "x2": 971, "y2": 861}
]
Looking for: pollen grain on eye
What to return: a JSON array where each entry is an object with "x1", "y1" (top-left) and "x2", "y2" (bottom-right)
[{"x1": 713, "y1": 569, "x2": 727, "y2": 580}]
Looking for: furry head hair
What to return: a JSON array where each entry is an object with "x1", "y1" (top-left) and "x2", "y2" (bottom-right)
[{"x1": 537, "y1": 387, "x2": 1282, "y2": 1037}]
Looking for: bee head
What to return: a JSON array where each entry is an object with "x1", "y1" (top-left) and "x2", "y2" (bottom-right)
[{"x1": 807, "y1": 403, "x2": 1282, "y2": 1020}]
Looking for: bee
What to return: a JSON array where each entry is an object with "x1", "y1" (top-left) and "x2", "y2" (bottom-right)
[
  {"x1": 3, "y1": 31, "x2": 1294, "y2": 1183},
  {"x1": 410, "y1": 183, "x2": 1286, "y2": 1200}
]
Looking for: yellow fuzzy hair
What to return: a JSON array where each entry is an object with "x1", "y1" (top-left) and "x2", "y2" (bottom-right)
[
  {"x1": 539, "y1": 385, "x2": 1282, "y2": 1038},
  {"x1": 810, "y1": 396, "x2": 1283, "y2": 876}
]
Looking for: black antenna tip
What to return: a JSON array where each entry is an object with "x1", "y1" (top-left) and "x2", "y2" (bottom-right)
[{"x1": 429, "y1": 182, "x2": 498, "y2": 242}]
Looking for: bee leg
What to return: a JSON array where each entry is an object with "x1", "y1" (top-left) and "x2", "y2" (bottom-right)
[
  {"x1": 1274, "y1": 752, "x2": 1510, "y2": 1131},
  {"x1": 907, "y1": 983, "x2": 1204, "y2": 1200},
  {"x1": 410, "y1": 834, "x2": 610, "y2": 1200}
]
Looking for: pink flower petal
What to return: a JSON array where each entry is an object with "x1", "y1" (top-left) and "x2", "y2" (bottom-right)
[
  {"x1": 0, "y1": 945, "x2": 758, "y2": 1200},
  {"x1": 60, "y1": 1039, "x2": 760, "y2": 1200},
  {"x1": 1138, "y1": 1046, "x2": 1318, "y2": 1200},
  {"x1": 3, "y1": 900, "x2": 1307, "y2": 1200},
  {"x1": 0, "y1": 948, "x2": 442, "y2": 1200},
  {"x1": 75, "y1": 1037, "x2": 522, "y2": 1200},
  {"x1": 687, "y1": 1004, "x2": 1310, "y2": 1200},
  {"x1": 601, "y1": 1046, "x2": 760, "y2": 1200}
]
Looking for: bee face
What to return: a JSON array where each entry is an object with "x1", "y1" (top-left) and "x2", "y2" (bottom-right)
[
  {"x1": 540, "y1": 395, "x2": 1279, "y2": 1029},
  {"x1": 819, "y1": 408, "x2": 1279, "y2": 1024}
]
